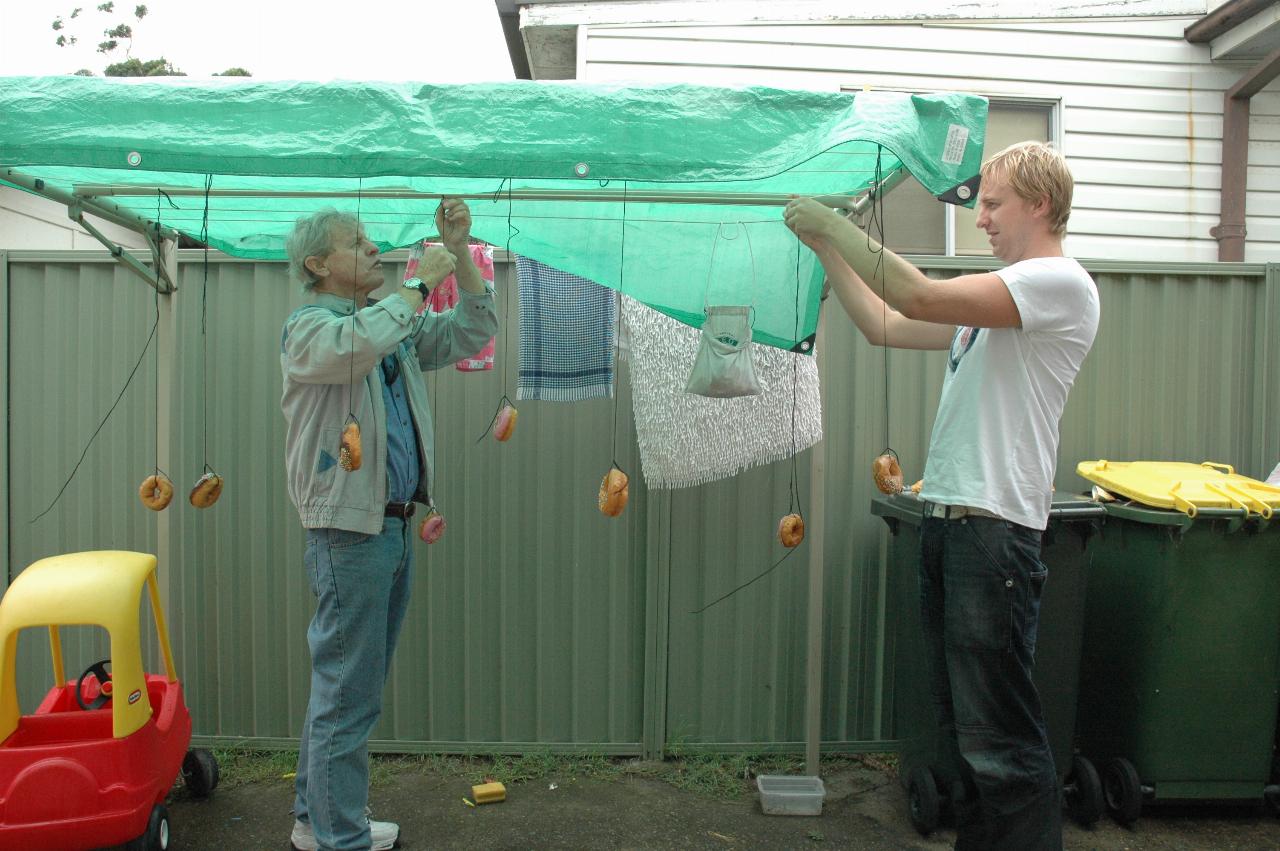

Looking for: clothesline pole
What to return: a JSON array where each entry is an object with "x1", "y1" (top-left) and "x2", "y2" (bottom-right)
[
  {"x1": 804, "y1": 304, "x2": 829, "y2": 777},
  {"x1": 71, "y1": 170, "x2": 907, "y2": 214}
]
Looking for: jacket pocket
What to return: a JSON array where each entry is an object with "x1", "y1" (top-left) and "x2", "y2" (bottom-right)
[{"x1": 311, "y1": 426, "x2": 342, "y2": 497}]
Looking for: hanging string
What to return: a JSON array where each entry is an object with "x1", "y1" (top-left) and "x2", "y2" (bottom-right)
[
  {"x1": 475, "y1": 178, "x2": 519, "y2": 443},
  {"x1": 693, "y1": 232, "x2": 806, "y2": 614},
  {"x1": 788, "y1": 237, "x2": 803, "y2": 517},
  {"x1": 29, "y1": 194, "x2": 172, "y2": 522},
  {"x1": 867, "y1": 146, "x2": 893, "y2": 458},
  {"x1": 610, "y1": 180, "x2": 628, "y2": 467},
  {"x1": 200, "y1": 174, "x2": 212, "y2": 467},
  {"x1": 346, "y1": 178, "x2": 364, "y2": 422},
  {"x1": 31, "y1": 299, "x2": 160, "y2": 523},
  {"x1": 691, "y1": 548, "x2": 801, "y2": 615}
]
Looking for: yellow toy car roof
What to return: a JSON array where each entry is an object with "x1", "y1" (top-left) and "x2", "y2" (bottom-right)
[{"x1": 0, "y1": 551, "x2": 177, "y2": 741}]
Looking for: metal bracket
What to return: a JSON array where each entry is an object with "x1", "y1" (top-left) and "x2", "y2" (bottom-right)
[{"x1": 67, "y1": 202, "x2": 175, "y2": 293}]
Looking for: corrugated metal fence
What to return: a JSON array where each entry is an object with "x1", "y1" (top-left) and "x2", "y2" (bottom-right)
[{"x1": 2, "y1": 249, "x2": 1275, "y2": 756}]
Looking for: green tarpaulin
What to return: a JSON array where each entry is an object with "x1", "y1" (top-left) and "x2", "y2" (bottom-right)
[{"x1": 0, "y1": 77, "x2": 987, "y2": 351}]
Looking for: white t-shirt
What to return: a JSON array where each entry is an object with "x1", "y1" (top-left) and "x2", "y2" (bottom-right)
[{"x1": 920, "y1": 256, "x2": 1100, "y2": 530}]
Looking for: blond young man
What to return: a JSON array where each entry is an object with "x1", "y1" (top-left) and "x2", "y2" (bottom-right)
[{"x1": 786, "y1": 142, "x2": 1099, "y2": 850}]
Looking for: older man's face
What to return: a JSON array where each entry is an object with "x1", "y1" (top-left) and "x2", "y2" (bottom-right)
[{"x1": 319, "y1": 222, "x2": 385, "y2": 299}]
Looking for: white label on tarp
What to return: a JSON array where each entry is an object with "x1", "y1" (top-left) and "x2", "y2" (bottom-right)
[{"x1": 943, "y1": 125, "x2": 969, "y2": 166}]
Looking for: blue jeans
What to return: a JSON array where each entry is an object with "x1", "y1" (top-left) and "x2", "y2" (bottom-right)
[
  {"x1": 294, "y1": 519, "x2": 414, "y2": 851},
  {"x1": 919, "y1": 514, "x2": 1061, "y2": 851}
]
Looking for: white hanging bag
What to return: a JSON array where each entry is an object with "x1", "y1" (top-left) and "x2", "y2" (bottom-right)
[{"x1": 685, "y1": 223, "x2": 763, "y2": 398}]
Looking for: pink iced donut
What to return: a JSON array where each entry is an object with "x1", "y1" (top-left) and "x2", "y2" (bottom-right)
[
  {"x1": 494, "y1": 404, "x2": 518, "y2": 442},
  {"x1": 419, "y1": 510, "x2": 446, "y2": 544}
]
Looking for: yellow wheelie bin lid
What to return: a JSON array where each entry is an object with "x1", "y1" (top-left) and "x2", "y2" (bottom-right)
[{"x1": 1076, "y1": 460, "x2": 1280, "y2": 519}]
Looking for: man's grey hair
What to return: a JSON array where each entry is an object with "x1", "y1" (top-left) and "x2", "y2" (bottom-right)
[{"x1": 286, "y1": 208, "x2": 361, "y2": 290}]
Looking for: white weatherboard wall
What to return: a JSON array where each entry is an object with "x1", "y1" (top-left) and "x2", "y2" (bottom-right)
[
  {"x1": 567, "y1": 17, "x2": 1280, "y2": 263},
  {"x1": 0, "y1": 186, "x2": 147, "y2": 251}
]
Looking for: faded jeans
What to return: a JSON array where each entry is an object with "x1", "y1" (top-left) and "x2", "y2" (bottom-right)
[
  {"x1": 919, "y1": 512, "x2": 1062, "y2": 851},
  {"x1": 294, "y1": 519, "x2": 414, "y2": 851}
]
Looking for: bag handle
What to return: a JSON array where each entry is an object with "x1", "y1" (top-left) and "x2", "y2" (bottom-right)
[{"x1": 703, "y1": 222, "x2": 758, "y2": 320}]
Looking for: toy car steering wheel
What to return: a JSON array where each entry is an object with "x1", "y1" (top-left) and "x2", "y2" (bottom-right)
[{"x1": 75, "y1": 658, "x2": 114, "y2": 710}]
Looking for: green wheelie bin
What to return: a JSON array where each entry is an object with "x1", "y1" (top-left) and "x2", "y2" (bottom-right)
[
  {"x1": 1073, "y1": 498, "x2": 1280, "y2": 826},
  {"x1": 873, "y1": 492, "x2": 1106, "y2": 836}
]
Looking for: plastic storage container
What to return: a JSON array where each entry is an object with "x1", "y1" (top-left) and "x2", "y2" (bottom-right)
[
  {"x1": 1073, "y1": 499, "x2": 1280, "y2": 825},
  {"x1": 873, "y1": 492, "x2": 1106, "y2": 836},
  {"x1": 756, "y1": 774, "x2": 825, "y2": 816}
]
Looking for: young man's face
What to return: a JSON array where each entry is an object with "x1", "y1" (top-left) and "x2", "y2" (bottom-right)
[
  {"x1": 314, "y1": 222, "x2": 385, "y2": 299},
  {"x1": 974, "y1": 174, "x2": 1045, "y2": 264}
]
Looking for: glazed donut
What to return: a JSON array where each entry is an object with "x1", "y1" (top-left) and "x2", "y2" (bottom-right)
[
  {"x1": 872, "y1": 453, "x2": 904, "y2": 495},
  {"x1": 188, "y1": 472, "x2": 224, "y2": 508},
  {"x1": 598, "y1": 467, "x2": 629, "y2": 517},
  {"x1": 339, "y1": 422, "x2": 362, "y2": 472},
  {"x1": 778, "y1": 513, "x2": 805, "y2": 548},
  {"x1": 910, "y1": 479, "x2": 923, "y2": 495},
  {"x1": 418, "y1": 509, "x2": 446, "y2": 544},
  {"x1": 494, "y1": 404, "x2": 518, "y2": 442},
  {"x1": 138, "y1": 474, "x2": 174, "y2": 511}
]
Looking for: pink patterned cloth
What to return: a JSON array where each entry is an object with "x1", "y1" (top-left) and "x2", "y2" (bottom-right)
[{"x1": 406, "y1": 242, "x2": 496, "y2": 371}]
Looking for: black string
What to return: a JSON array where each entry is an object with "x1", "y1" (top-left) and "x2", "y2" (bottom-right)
[
  {"x1": 691, "y1": 547, "x2": 801, "y2": 615},
  {"x1": 475, "y1": 180, "x2": 520, "y2": 443},
  {"x1": 200, "y1": 174, "x2": 212, "y2": 466},
  {"x1": 789, "y1": 238, "x2": 802, "y2": 516},
  {"x1": 610, "y1": 180, "x2": 627, "y2": 465},
  {"x1": 347, "y1": 178, "x2": 363, "y2": 419},
  {"x1": 154, "y1": 191, "x2": 162, "y2": 476},
  {"x1": 692, "y1": 228, "x2": 809, "y2": 614},
  {"x1": 868, "y1": 147, "x2": 892, "y2": 457},
  {"x1": 31, "y1": 289, "x2": 160, "y2": 523}
]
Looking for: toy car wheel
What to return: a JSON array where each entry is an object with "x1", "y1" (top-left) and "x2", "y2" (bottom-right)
[
  {"x1": 127, "y1": 803, "x2": 170, "y2": 851},
  {"x1": 183, "y1": 748, "x2": 220, "y2": 798}
]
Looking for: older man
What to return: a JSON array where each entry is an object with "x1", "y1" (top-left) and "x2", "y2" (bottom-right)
[
  {"x1": 787, "y1": 142, "x2": 1099, "y2": 850},
  {"x1": 280, "y1": 199, "x2": 497, "y2": 851}
]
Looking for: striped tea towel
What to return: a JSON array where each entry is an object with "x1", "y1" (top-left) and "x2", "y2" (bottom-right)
[
  {"x1": 515, "y1": 256, "x2": 616, "y2": 402},
  {"x1": 621, "y1": 296, "x2": 822, "y2": 489}
]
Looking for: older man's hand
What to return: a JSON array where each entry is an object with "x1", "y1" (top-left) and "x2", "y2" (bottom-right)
[
  {"x1": 436, "y1": 197, "x2": 472, "y2": 248},
  {"x1": 418, "y1": 246, "x2": 457, "y2": 289}
]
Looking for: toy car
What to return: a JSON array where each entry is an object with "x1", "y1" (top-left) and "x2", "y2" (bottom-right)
[{"x1": 0, "y1": 550, "x2": 219, "y2": 850}]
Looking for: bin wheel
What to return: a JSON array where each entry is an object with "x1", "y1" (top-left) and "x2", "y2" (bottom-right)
[
  {"x1": 126, "y1": 803, "x2": 170, "y2": 851},
  {"x1": 182, "y1": 748, "x2": 220, "y2": 798},
  {"x1": 1103, "y1": 757, "x2": 1143, "y2": 826},
  {"x1": 907, "y1": 764, "x2": 941, "y2": 836},
  {"x1": 1063, "y1": 754, "x2": 1103, "y2": 827}
]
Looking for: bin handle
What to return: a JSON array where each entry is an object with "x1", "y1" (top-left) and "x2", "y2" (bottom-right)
[
  {"x1": 1204, "y1": 481, "x2": 1260, "y2": 518},
  {"x1": 1169, "y1": 481, "x2": 1198, "y2": 518},
  {"x1": 1200, "y1": 461, "x2": 1235, "y2": 475},
  {"x1": 1223, "y1": 482, "x2": 1272, "y2": 520}
]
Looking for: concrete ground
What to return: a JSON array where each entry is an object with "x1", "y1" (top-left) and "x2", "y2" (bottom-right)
[{"x1": 108, "y1": 756, "x2": 1280, "y2": 851}]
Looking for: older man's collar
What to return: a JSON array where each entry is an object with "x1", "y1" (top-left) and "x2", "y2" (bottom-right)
[{"x1": 313, "y1": 291, "x2": 357, "y2": 315}]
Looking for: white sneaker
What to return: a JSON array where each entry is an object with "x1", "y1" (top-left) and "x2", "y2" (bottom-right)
[{"x1": 290, "y1": 812, "x2": 400, "y2": 851}]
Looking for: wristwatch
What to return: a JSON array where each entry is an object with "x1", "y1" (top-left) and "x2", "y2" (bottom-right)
[{"x1": 402, "y1": 276, "x2": 429, "y2": 299}]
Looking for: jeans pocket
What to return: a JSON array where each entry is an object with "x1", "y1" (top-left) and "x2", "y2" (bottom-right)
[
  {"x1": 944, "y1": 520, "x2": 1014, "y2": 652},
  {"x1": 325, "y1": 528, "x2": 372, "y2": 550}
]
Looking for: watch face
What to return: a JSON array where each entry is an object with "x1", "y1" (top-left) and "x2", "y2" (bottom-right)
[{"x1": 404, "y1": 276, "x2": 424, "y2": 289}]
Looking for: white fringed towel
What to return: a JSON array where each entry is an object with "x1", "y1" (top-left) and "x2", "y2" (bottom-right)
[{"x1": 622, "y1": 296, "x2": 823, "y2": 489}]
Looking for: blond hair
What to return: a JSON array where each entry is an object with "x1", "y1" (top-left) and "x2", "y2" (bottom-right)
[{"x1": 980, "y1": 141, "x2": 1073, "y2": 236}]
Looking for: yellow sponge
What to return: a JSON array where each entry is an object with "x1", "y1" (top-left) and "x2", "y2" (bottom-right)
[{"x1": 472, "y1": 781, "x2": 506, "y2": 804}]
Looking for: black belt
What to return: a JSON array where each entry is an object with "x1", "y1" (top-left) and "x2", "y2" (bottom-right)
[{"x1": 385, "y1": 501, "x2": 416, "y2": 519}]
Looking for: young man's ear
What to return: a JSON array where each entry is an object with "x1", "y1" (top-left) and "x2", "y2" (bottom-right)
[{"x1": 1031, "y1": 195, "x2": 1052, "y2": 222}]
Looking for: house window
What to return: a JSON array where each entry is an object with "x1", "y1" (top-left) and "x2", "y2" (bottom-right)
[{"x1": 868, "y1": 101, "x2": 1054, "y2": 256}]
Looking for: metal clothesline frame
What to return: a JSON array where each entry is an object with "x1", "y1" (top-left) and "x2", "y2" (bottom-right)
[{"x1": 5, "y1": 160, "x2": 917, "y2": 773}]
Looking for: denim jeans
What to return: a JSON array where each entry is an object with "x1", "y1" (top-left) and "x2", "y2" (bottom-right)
[
  {"x1": 294, "y1": 519, "x2": 414, "y2": 851},
  {"x1": 919, "y1": 514, "x2": 1061, "y2": 851}
]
